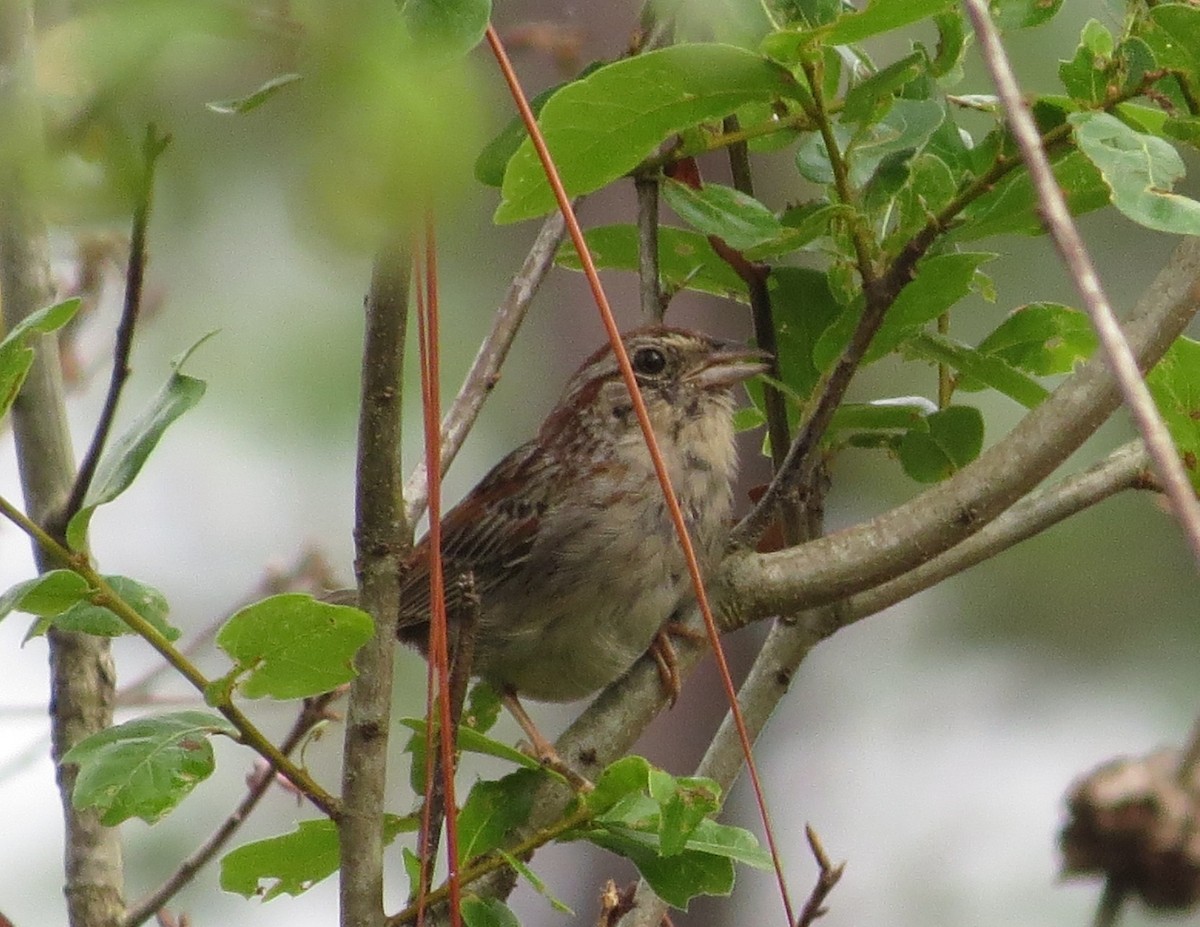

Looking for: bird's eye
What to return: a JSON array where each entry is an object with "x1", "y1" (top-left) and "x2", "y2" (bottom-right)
[{"x1": 632, "y1": 346, "x2": 668, "y2": 376}]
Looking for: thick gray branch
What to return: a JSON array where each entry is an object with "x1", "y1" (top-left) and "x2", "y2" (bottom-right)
[
  {"x1": 0, "y1": 4, "x2": 125, "y2": 926},
  {"x1": 717, "y1": 239, "x2": 1200, "y2": 624},
  {"x1": 841, "y1": 441, "x2": 1151, "y2": 620}
]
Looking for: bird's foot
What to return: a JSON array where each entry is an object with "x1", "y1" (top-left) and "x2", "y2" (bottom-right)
[{"x1": 649, "y1": 622, "x2": 709, "y2": 707}]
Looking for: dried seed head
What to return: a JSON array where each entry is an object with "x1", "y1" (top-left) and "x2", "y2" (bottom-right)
[{"x1": 1060, "y1": 748, "x2": 1200, "y2": 910}]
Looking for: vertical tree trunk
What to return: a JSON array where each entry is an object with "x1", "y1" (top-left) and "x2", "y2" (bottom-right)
[{"x1": 0, "y1": 3, "x2": 125, "y2": 924}]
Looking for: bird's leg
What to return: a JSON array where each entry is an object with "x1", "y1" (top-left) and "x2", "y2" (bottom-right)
[
  {"x1": 649, "y1": 621, "x2": 708, "y2": 706},
  {"x1": 501, "y1": 689, "x2": 593, "y2": 792}
]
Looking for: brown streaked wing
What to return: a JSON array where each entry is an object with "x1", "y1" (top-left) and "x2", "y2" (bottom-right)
[{"x1": 397, "y1": 439, "x2": 554, "y2": 628}]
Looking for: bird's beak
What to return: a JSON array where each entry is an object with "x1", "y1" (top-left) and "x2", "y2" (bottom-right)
[{"x1": 688, "y1": 344, "x2": 773, "y2": 389}]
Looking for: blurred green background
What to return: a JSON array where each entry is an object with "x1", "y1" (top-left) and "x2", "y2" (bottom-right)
[{"x1": 0, "y1": 1, "x2": 1197, "y2": 925}]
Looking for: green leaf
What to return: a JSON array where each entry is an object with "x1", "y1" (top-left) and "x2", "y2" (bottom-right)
[
  {"x1": 1147, "y1": 336, "x2": 1200, "y2": 491},
  {"x1": 1116, "y1": 37, "x2": 1157, "y2": 98},
  {"x1": 882, "y1": 153, "x2": 958, "y2": 252},
  {"x1": 35, "y1": 574, "x2": 179, "y2": 641},
  {"x1": 898, "y1": 405, "x2": 984, "y2": 482},
  {"x1": 461, "y1": 897, "x2": 521, "y2": 927},
  {"x1": 222, "y1": 820, "x2": 340, "y2": 900},
  {"x1": 496, "y1": 849, "x2": 574, "y2": 914},
  {"x1": 462, "y1": 681, "x2": 502, "y2": 734},
  {"x1": 587, "y1": 755, "x2": 652, "y2": 816},
  {"x1": 826, "y1": 0, "x2": 958, "y2": 45},
  {"x1": 596, "y1": 791, "x2": 659, "y2": 829},
  {"x1": 496, "y1": 45, "x2": 805, "y2": 222},
  {"x1": 1069, "y1": 111, "x2": 1200, "y2": 235},
  {"x1": 654, "y1": 774, "x2": 721, "y2": 856},
  {"x1": 1059, "y1": 26, "x2": 1110, "y2": 106},
  {"x1": 66, "y1": 336, "x2": 210, "y2": 549},
  {"x1": 1163, "y1": 115, "x2": 1200, "y2": 148},
  {"x1": 661, "y1": 180, "x2": 784, "y2": 251},
  {"x1": 216, "y1": 594, "x2": 375, "y2": 700},
  {"x1": 1145, "y1": 4, "x2": 1200, "y2": 72},
  {"x1": 557, "y1": 225, "x2": 749, "y2": 301},
  {"x1": 476, "y1": 89, "x2": 557, "y2": 187},
  {"x1": 475, "y1": 64, "x2": 609, "y2": 187},
  {"x1": 400, "y1": 0, "x2": 491, "y2": 57},
  {"x1": 846, "y1": 99, "x2": 946, "y2": 189},
  {"x1": 953, "y1": 149, "x2": 1109, "y2": 241},
  {"x1": 990, "y1": 0, "x2": 1064, "y2": 30},
  {"x1": 221, "y1": 814, "x2": 415, "y2": 901},
  {"x1": 752, "y1": 202, "x2": 842, "y2": 259},
  {"x1": 398, "y1": 718, "x2": 544, "y2": 782},
  {"x1": 0, "y1": 570, "x2": 89, "y2": 624},
  {"x1": 734, "y1": 405, "x2": 766, "y2": 432},
  {"x1": 457, "y1": 769, "x2": 539, "y2": 864},
  {"x1": 401, "y1": 847, "x2": 423, "y2": 898},
  {"x1": 813, "y1": 252, "x2": 994, "y2": 371},
  {"x1": 584, "y1": 827, "x2": 735, "y2": 909},
  {"x1": 575, "y1": 756, "x2": 772, "y2": 908},
  {"x1": 0, "y1": 298, "x2": 81, "y2": 420},
  {"x1": 929, "y1": 12, "x2": 967, "y2": 79},
  {"x1": 684, "y1": 818, "x2": 775, "y2": 869},
  {"x1": 976, "y1": 302, "x2": 1097, "y2": 375},
  {"x1": 842, "y1": 52, "x2": 925, "y2": 125},
  {"x1": 206, "y1": 73, "x2": 302, "y2": 114},
  {"x1": 798, "y1": 99, "x2": 944, "y2": 188},
  {"x1": 904, "y1": 331, "x2": 1050, "y2": 409},
  {"x1": 767, "y1": 267, "x2": 844, "y2": 400},
  {"x1": 1081, "y1": 20, "x2": 1118, "y2": 59},
  {"x1": 62, "y1": 710, "x2": 236, "y2": 825}
]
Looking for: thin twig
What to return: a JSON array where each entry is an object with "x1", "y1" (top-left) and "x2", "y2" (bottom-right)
[
  {"x1": 62, "y1": 125, "x2": 169, "y2": 529},
  {"x1": 839, "y1": 441, "x2": 1150, "y2": 622},
  {"x1": 340, "y1": 235, "x2": 410, "y2": 927},
  {"x1": 448, "y1": 574, "x2": 479, "y2": 733},
  {"x1": 125, "y1": 694, "x2": 338, "y2": 927},
  {"x1": 937, "y1": 313, "x2": 953, "y2": 408},
  {"x1": 402, "y1": 210, "x2": 566, "y2": 528},
  {"x1": 795, "y1": 825, "x2": 845, "y2": 927},
  {"x1": 722, "y1": 117, "x2": 791, "y2": 479},
  {"x1": 635, "y1": 175, "x2": 663, "y2": 321},
  {"x1": 963, "y1": 0, "x2": 1200, "y2": 568}
]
